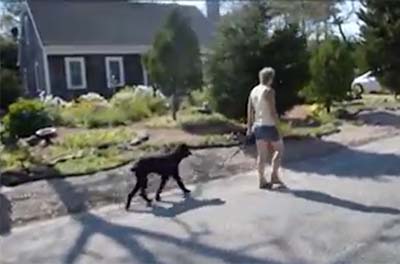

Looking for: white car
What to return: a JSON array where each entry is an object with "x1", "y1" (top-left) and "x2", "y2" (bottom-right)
[{"x1": 351, "y1": 71, "x2": 383, "y2": 95}]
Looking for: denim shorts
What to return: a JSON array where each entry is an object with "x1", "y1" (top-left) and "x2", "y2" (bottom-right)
[{"x1": 253, "y1": 125, "x2": 280, "y2": 142}]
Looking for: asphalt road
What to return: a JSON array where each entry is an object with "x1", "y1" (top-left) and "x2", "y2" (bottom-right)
[{"x1": 1, "y1": 135, "x2": 400, "y2": 264}]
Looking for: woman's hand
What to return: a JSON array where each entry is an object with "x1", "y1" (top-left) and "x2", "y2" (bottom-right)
[{"x1": 246, "y1": 126, "x2": 252, "y2": 136}]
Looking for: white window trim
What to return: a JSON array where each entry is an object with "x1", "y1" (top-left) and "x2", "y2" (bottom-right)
[
  {"x1": 24, "y1": 16, "x2": 30, "y2": 45},
  {"x1": 23, "y1": 68, "x2": 28, "y2": 93},
  {"x1": 140, "y1": 59, "x2": 148, "y2": 86},
  {"x1": 34, "y1": 62, "x2": 40, "y2": 92},
  {"x1": 65, "y1": 57, "x2": 87, "y2": 90},
  {"x1": 105, "y1": 57, "x2": 125, "y2": 88}
]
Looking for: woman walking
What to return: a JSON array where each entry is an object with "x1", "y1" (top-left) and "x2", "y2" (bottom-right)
[{"x1": 247, "y1": 67, "x2": 285, "y2": 189}]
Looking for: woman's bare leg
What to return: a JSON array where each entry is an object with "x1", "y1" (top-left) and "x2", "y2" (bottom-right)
[
  {"x1": 256, "y1": 140, "x2": 269, "y2": 187},
  {"x1": 270, "y1": 139, "x2": 284, "y2": 184}
]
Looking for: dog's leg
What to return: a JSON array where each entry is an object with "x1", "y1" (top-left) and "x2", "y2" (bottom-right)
[
  {"x1": 172, "y1": 170, "x2": 190, "y2": 194},
  {"x1": 155, "y1": 176, "x2": 169, "y2": 201},
  {"x1": 125, "y1": 181, "x2": 140, "y2": 211},
  {"x1": 140, "y1": 177, "x2": 152, "y2": 207}
]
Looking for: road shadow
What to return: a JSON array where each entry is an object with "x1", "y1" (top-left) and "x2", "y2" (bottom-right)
[
  {"x1": 130, "y1": 196, "x2": 225, "y2": 218},
  {"x1": 0, "y1": 192, "x2": 12, "y2": 236},
  {"x1": 357, "y1": 111, "x2": 400, "y2": 128},
  {"x1": 332, "y1": 218, "x2": 400, "y2": 263},
  {"x1": 276, "y1": 188, "x2": 400, "y2": 215},
  {"x1": 239, "y1": 137, "x2": 345, "y2": 164},
  {"x1": 285, "y1": 141, "x2": 400, "y2": 178},
  {"x1": 46, "y1": 178, "x2": 282, "y2": 264}
]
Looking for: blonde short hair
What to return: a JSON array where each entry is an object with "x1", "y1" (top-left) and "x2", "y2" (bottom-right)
[{"x1": 259, "y1": 67, "x2": 275, "y2": 84}]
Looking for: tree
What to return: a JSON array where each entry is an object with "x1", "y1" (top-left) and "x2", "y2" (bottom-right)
[
  {"x1": 0, "y1": 69, "x2": 22, "y2": 111},
  {"x1": 358, "y1": 0, "x2": 400, "y2": 96},
  {"x1": 207, "y1": 3, "x2": 309, "y2": 119},
  {"x1": 0, "y1": 0, "x2": 24, "y2": 38},
  {"x1": 262, "y1": 24, "x2": 310, "y2": 115},
  {"x1": 143, "y1": 8, "x2": 202, "y2": 120},
  {"x1": 270, "y1": 0, "x2": 359, "y2": 45},
  {"x1": 303, "y1": 38, "x2": 354, "y2": 112},
  {"x1": 0, "y1": 36, "x2": 18, "y2": 71}
]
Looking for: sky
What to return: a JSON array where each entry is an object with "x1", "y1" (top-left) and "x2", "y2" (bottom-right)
[
  {"x1": 165, "y1": 0, "x2": 361, "y2": 38},
  {"x1": 0, "y1": 0, "x2": 362, "y2": 37}
]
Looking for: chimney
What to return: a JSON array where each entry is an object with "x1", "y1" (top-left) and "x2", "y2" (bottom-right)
[{"x1": 206, "y1": 0, "x2": 220, "y2": 23}]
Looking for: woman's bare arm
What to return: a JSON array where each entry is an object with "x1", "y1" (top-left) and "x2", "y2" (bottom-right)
[{"x1": 247, "y1": 97, "x2": 254, "y2": 134}]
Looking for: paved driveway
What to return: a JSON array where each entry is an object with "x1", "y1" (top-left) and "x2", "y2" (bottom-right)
[{"x1": 1, "y1": 136, "x2": 399, "y2": 264}]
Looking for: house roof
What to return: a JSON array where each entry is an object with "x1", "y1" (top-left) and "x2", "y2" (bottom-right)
[{"x1": 28, "y1": 0, "x2": 215, "y2": 47}]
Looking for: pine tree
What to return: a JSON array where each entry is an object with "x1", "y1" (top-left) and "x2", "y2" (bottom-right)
[
  {"x1": 207, "y1": 3, "x2": 309, "y2": 119},
  {"x1": 303, "y1": 38, "x2": 354, "y2": 112},
  {"x1": 358, "y1": 0, "x2": 400, "y2": 96},
  {"x1": 143, "y1": 8, "x2": 202, "y2": 120}
]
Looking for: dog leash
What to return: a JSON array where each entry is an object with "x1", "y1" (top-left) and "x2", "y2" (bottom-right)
[{"x1": 220, "y1": 133, "x2": 256, "y2": 167}]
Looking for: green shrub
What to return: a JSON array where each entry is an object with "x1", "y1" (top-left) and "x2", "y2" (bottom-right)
[
  {"x1": 111, "y1": 87, "x2": 168, "y2": 120},
  {"x1": 59, "y1": 128, "x2": 136, "y2": 150},
  {"x1": 59, "y1": 101, "x2": 125, "y2": 128},
  {"x1": 0, "y1": 69, "x2": 22, "y2": 110},
  {"x1": 188, "y1": 88, "x2": 211, "y2": 107},
  {"x1": 179, "y1": 113, "x2": 235, "y2": 128},
  {"x1": 144, "y1": 93, "x2": 168, "y2": 115},
  {"x1": 2, "y1": 99, "x2": 52, "y2": 138},
  {"x1": 53, "y1": 89, "x2": 168, "y2": 128},
  {"x1": 111, "y1": 88, "x2": 151, "y2": 121}
]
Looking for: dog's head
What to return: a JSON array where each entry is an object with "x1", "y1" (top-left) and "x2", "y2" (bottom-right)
[{"x1": 175, "y1": 143, "x2": 192, "y2": 160}]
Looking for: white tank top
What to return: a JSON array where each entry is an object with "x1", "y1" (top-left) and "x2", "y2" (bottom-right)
[{"x1": 250, "y1": 84, "x2": 275, "y2": 126}]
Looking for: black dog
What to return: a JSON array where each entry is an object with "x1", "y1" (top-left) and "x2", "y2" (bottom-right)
[{"x1": 125, "y1": 144, "x2": 192, "y2": 210}]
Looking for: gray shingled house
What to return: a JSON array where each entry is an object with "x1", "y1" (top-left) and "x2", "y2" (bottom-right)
[{"x1": 19, "y1": 0, "x2": 218, "y2": 100}]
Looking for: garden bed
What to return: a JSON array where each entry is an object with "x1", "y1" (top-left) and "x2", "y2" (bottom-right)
[
  {"x1": 0, "y1": 121, "x2": 341, "y2": 187},
  {"x1": 0, "y1": 89, "x2": 343, "y2": 187}
]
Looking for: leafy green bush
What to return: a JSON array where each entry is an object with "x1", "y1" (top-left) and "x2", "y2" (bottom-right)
[
  {"x1": 2, "y1": 99, "x2": 52, "y2": 138},
  {"x1": 111, "y1": 87, "x2": 167, "y2": 120},
  {"x1": 110, "y1": 88, "x2": 151, "y2": 122},
  {"x1": 0, "y1": 69, "x2": 22, "y2": 110},
  {"x1": 178, "y1": 112, "x2": 242, "y2": 134},
  {"x1": 144, "y1": 93, "x2": 168, "y2": 115},
  {"x1": 51, "y1": 89, "x2": 168, "y2": 128},
  {"x1": 188, "y1": 88, "x2": 211, "y2": 107},
  {"x1": 59, "y1": 128, "x2": 136, "y2": 150},
  {"x1": 59, "y1": 101, "x2": 125, "y2": 128}
]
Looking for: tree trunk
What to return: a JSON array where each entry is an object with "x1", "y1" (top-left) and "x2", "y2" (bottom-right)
[
  {"x1": 325, "y1": 101, "x2": 331, "y2": 113},
  {"x1": 171, "y1": 93, "x2": 179, "y2": 121}
]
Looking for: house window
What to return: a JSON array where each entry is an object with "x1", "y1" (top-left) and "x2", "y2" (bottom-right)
[
  {"x1": 65, "y1": 57, "x2": 87, "y2": 89},
  {"x1": 105, "y1": 57, "x2": 125, "y2": 88}
]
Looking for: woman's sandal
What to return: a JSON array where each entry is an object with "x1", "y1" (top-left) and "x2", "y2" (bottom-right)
[
  {"x1": 259, "y1": 181, "x2": 272, "y2": 189},
  {"x1": 271, "y1": 174, "x2": 287, "y2": 188}
]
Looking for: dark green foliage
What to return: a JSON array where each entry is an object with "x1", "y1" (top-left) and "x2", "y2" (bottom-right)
[
  {"x1": 358, "y1": 0, "x2": 400, "y2": 95},
  {"x1": 143, "y1": 8, "x2": 203, "y2": 120},
  {"x1": 2, "y1": 99, "x2": 53, "y2": 138},
  {"x1": 263, "y1": 25, "x2": 310, "y2": 115},
  {"x1": 0, "y1": 37, "x2": 18, "y2": 71},
  {"x1": 0, "y1": 69, "x2": 22, "y2": 110},
  {"x1": 207, "y1": 3, "x2": 309, "y2": 119},
  {"x1": 303, "y1": 38, "x2": 354, "y2": 112}
]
